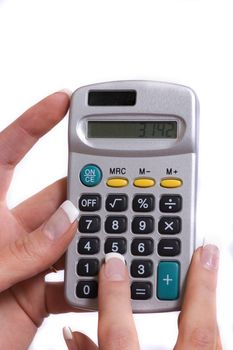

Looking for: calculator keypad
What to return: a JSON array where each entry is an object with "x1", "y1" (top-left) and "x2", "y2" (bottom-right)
[{"x1": 76, "y1": 173, "x2": 184, "y2": 306}]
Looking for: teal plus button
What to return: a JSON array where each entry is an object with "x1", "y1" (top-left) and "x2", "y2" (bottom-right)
[
  {"x1": 80, "y1": 164, "x2": 102, "y2": 187},
  {"x1": 157, "y1": 261, "x2": 180, "y2": 300}
]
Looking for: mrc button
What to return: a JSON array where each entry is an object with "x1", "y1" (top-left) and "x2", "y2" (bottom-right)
[{"x1": 80, "y1": 164, "x2": 102, "y2": 187}]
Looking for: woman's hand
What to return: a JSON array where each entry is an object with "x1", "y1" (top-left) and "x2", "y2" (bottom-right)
[
  {"x1": 0, "y1": 92, "x2": 81, "y2": 349},
  {"x1": 64, "y1": 245, "x2": 222, "y2": 350}
]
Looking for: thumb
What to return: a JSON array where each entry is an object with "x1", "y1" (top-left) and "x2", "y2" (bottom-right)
[{"x1": 0, "y1": 200, "x2": 78, "y2": 292}]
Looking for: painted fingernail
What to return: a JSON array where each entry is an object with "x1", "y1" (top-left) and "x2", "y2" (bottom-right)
[
  {"x1": 57, "y1": 89, "x2": 73, "y2": 97},
  {"x1": 104, "y1": 253, "x2": 126, "y2": 281},
  {"x1": 201, "y1": 244, "x2": 220, "y2": 270},
  {"x1": 63, "y1": 326, "x2": 73, "y2": 340},
  {"x1": 63, "y1": 327, "x2": 78, "y2": 350},
  {"x1": 43, "y1": 200, "x2": 79, "y2": 240}
]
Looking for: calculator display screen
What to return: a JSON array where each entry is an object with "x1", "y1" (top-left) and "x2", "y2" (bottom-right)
[{"x1": 87, "y1": 121, "x2": 177, "y2": 139}]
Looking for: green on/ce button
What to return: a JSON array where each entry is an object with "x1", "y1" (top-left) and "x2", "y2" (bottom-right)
[{"x1": 80, "y1": 164, "x2": 102, "y2": 187}]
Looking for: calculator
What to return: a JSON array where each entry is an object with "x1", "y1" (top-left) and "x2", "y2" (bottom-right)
[{"x1": 65, "y1": 80, "x2": 199, "y2": 313}]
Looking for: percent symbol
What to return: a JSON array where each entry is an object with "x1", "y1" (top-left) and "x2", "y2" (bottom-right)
[{"x1": 138, "y1": 198, "x2": 149, "y2": 209}]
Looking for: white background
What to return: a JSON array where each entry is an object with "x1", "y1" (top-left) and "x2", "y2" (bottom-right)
[{"x1": 0, "y1": 0, "x2": 233, "y2": 349}]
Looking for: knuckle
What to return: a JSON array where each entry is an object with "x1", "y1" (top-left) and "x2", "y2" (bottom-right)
[
  {"x1": 100, "y1": 324, "x2": 135, "y2": 350},
  {"x1": 189, "y1": 326, "x2": 216, "y2": 348},
  {"x1": 10, "y1": 235, "x2": 42, "y2": 263}
]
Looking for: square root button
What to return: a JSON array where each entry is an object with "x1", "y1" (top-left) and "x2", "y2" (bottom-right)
[{"x1": 157, "y1": 261, "x2": 180, "y2": 300}]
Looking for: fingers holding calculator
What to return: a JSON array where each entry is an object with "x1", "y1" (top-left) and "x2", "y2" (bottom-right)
[{"x1": 64, "y1": 247, "x2": 221, "y2": 350}]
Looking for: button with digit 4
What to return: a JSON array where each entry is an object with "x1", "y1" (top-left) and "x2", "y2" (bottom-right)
[{"x1": 78, "y1": 237, "x2": 100, "y2": 255}]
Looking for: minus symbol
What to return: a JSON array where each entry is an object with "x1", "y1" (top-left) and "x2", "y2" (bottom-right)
[{"x1": 164, "y1": 247, "x2": 174, "y2": 250}]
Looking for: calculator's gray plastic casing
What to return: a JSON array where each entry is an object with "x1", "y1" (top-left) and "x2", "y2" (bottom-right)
[{"x1": 65, "y1": 80, "x2": 199, "y2": 313}]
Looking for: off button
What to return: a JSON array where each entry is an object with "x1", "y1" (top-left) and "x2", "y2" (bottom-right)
[{"x1": 80, "y1": 164, "x2": 102, "y2": 187}]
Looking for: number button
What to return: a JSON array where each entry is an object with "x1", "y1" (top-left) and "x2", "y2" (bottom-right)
[
  {"x1": 105, "y1": 194, "x2": 128, "y2": 212},
  {"x1": 132, "y1": 216, "x2": 154, "y2": 234},
  {"x1": 77, "y1": 259, "x2": 99, "y2": 276},
  {"x1": 79, "y1": 216, "x2": 101, "y2": 233},
  {"x1": 132, "y1": 195, "x2": 155, "y2": 212},
  {"x1": 131, "y1": 260, "x2": 153, "y2": 278},
  {"x1": 105, "y1": 216, "x2": 127, "y2": 234},
  {"x1": 78, "y1": 237, "x2": 100, "y2": 255},
  {"x1": 131, "y1": 239, "x2": 154, "y2": 256},
  {"x1": 76, "y1": 281, "x2": 98, "y2": 298},
  {"x1": 159, "y1": 195, "x2": 182, "y2": 213},
  {"x1": 104, "y1": 238, "x2": 127, "y2": 254},
  {"x1": 79, "y1": 194, "x2": 101, "y2": 211},
  {"x1": 131, "y1": 282, "x2": 152, "y2": 300},
  {"x1": 158, "y1": 239, "x2": 181, "y2": 256},
  {"x1": 158, "y1": 216, "x2": 181, "y2": 234}
]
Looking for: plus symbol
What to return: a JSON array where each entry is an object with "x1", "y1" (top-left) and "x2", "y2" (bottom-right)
[
  {"x1": 163, "y1": 274, "x2": 173, "y2": 285},
  {"x1": 173, "y1": 170, "x2": 178, "y2": 174}
]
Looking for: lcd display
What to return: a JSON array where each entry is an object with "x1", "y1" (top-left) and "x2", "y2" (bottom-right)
[{"x1": 88, "y1": 121, "x2": 177, "y2": 139}]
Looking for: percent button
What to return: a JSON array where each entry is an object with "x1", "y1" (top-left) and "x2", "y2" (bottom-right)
[{"x1": 132, "y1": 194, "x2": 155, "y2": 212}]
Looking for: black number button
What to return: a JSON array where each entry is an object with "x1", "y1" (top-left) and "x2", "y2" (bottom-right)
[
  {"x1": 131, "y1": 282, "x2": 152, "y2": 300},
  {"x1": 158, "y1": 239, "x2": 181, "y2": 256},
  {"x1": 159, "y1": 195, "x2": 182, "y2": 213},
  {"x1": 106, "y1": 195, "x2": 128, "y2": 212},
  {"x1": 131, "y1": 260, "x2": 153, "y2": 278},
  {"x1": 132, "y1": 195, "x2": 155, "y2": 212},
  {"x1": 79, "y1": 194, "x2": 101, "y2": 211},
  {"x1": 131, "y1": 239, "x2": 154, "y2": 256},
  {"x1": 76, "y1": 281, "x2": 98, "y2": 298},
  {"x1": 79, "y1": 216, "x2": 101, "y2": 233},
  {"x1": 78, "y1": 237, "x2": 100, "y2": 255},
  {"x1": 158, "y1": 216, "x2": 181, "y2": 234},
  {"x1": 105, "y1": 216, "x2": 127, "y2": 233},
  {"x1": 77, "y1": 259, "x2": 99, "y2": 276},
  {"x1": 132, "y1": 216, "x2": 154, "y2": 234},
  {"x1": 104, "y1": 238, "x2": 127, "y2": 254}
]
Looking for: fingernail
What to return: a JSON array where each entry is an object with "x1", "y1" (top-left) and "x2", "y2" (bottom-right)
[
  {"x1": 63, "y1": 326, "x2": 73, "y2": 340},
  {"x1": 63, "y1": 327, "x2": 78, "y2": 350},
  {"x1": 104, "y1": 253, "x2": 126, "y2": 281},
  {"x1": 57, "y1": 89, "x2": 73, "y2": 97},
  {"x1": 43, "y1": 200, "x2": 79, "y2": 240},
  {"x1": 201, "y1": 243, "x2": 220, "y2": 271}
]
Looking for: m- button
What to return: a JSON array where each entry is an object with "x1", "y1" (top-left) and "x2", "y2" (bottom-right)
[{"x1": 79, "y1": 194, "x2": 101, "y2": 211}]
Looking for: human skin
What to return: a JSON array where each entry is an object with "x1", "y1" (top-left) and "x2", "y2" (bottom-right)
[{"x1": 0, "y1": 92, "x2": 222, "y2": 350}]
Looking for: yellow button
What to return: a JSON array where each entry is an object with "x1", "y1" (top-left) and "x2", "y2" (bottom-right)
[
  {"x1": 160, "y1": 178, "x2": 183, "y2": 188},
  {"x1": 107, "y1": 178, "x2": 129, "y2": 187},
  {"x1": 134, "y1": 178, "x2": 155, "y2": 188}
]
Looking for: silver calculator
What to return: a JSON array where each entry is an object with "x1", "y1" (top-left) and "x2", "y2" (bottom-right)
[{"x1": 65, "y1": 80, "x2": 199, "y2": 313}]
